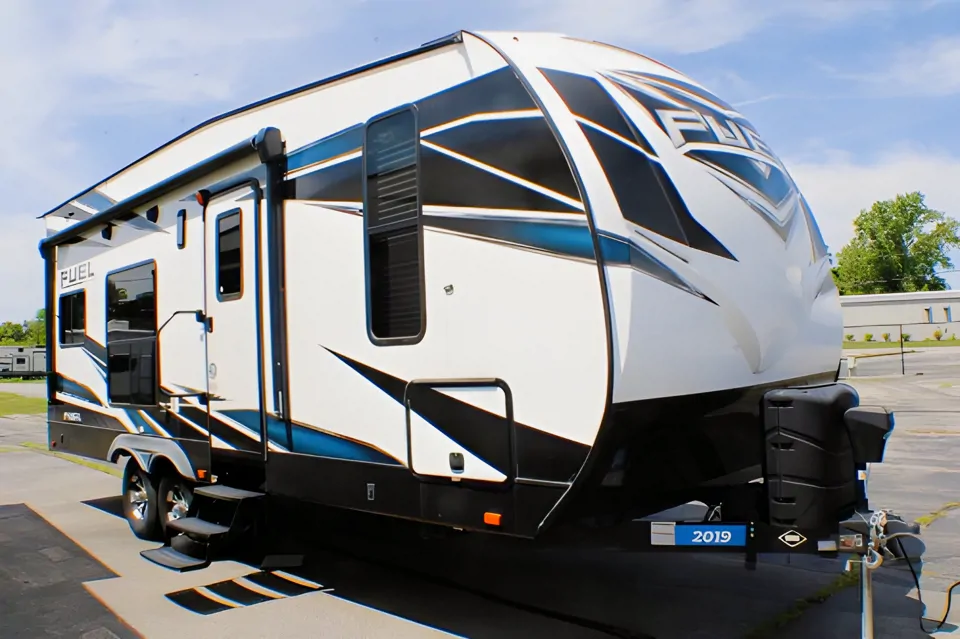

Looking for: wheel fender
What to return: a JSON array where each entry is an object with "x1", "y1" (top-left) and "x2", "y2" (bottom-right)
[{"x1": 108, "y1": 434, "x2": 196, "y2": 481}]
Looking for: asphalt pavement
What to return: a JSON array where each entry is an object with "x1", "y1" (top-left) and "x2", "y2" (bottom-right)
[
  {"x1": 0, "y1": 375, "x2": 957, "y2": 638},
  {"x1": 845, "y1": 347, "x2": 960, "y2": 379}
]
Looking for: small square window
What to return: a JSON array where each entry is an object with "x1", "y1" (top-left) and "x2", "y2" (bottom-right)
[
  {"x1": 217, "y1": 210, "x2": 242, "y2": 300},
  {"x1": 59, "y1": 291, "x2": 86, "y2": 345}
]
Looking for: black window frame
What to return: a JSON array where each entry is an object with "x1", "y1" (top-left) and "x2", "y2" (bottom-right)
[
  {"x1": 361, "y1": 104, "x2": 426, "y2": 346},
  {"x1": 105, "y1": 260, "x2": 158, "y2": 407},
  {"x1": 176, "y1": 208, "x2": 187, "y2": 249},
  {"x1": 215, "y1": 208, "x2": 244, "y2": 302},
  {"x1": 58, "y1": 290, "x2": 86, "y2": 346}
]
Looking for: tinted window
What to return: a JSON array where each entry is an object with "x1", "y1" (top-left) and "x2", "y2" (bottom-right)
[
  {"x1": 364, "y1": 109, "x2": 424, "y2": 341},
  {"x1": 217, "y1": 210, "x2": 242, "y2": 300},
  {"x1": 106, "y1": 262, "x2": 157, "y2": 405},
  {"x1": 59, "y1": 291, "x2": 85, "y2": 345}
]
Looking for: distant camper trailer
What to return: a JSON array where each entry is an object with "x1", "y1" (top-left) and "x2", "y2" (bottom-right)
[{"x1": 0, "y1": 345, "x2": 46, "y2": 377}]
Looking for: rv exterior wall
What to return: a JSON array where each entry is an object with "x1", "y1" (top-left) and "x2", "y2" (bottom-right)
[
  {"x1": 483, "y1": 32, "x2": 842, "y2": 404},
  {"x1": 840, "y1": 290, "x2": 960, "y2": 340},
  {"x1": 38, "y1": 30, "x2": 867, "y2": 533},
  {"x1": 281, "y1": 34, "x2": 609, "y2": 477}
]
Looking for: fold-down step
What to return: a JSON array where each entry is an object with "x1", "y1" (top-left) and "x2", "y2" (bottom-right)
[
  {"x1": 194, "y1": 485, "x2": 264, "y2": 501},
  {"x1": 167, "y1": 517, "x2": 230, "y2": 538},
  {"x1": 141, "y1": 546, "x2": 210, "y2": 572}
]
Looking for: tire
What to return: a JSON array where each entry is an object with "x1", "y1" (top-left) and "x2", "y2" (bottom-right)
[
  {"x1": 121, "y1": 459, "x2": 161, "y2": 541},
  {"x1": 158, "y1": 474, "x2": 194, "y2": 539}
]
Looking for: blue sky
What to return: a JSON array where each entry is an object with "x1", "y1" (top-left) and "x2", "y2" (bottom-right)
[{"x1": 3, "y1": 0, "x2": 960, "y2": 322}]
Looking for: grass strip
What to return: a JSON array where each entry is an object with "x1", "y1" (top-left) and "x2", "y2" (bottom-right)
[
  {"x1": 18, "y1": 441, "x2": 122, "y2": 478},
  {"x1": 748, "y1": 499, "x2": 960, "y2": 637},
  {"x1": 843, "y1": 340, "x2": 960, "y2": 349},
  {"x1": 743, "y1": 568, "x2": 859, "y2": 639},
  {"x1": 916, "y1": 502, "x2": 960, "y2": 528},
  {"x1": 0, "y1": 392, "x2": 47, "y2": 416}
]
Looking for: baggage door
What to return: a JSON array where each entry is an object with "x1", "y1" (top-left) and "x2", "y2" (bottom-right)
[
  {"x1": 405, "y1": 380, "x2": 514, "y2": 484},
  {"x1": 203, "y1": 184, "x2": 268, "y2": 459}
]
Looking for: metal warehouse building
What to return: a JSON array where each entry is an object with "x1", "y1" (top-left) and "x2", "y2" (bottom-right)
[{"x1": 840, "y1": 290, "x2": 960, "y2": 342}]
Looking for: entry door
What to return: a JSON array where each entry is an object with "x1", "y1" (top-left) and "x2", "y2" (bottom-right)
[{"x1": 203, "y1": 187, "x2": 265, "y2": 457}]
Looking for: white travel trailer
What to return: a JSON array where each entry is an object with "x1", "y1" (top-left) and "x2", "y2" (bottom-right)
[
  {"x1": 0, "y1": 346, "x2": 46, "y2": 377},
  {"x1": 39, "y1": 30, "x2": 894, "y2": 572}
]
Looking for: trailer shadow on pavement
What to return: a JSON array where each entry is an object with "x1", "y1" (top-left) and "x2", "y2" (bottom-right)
[
  {"x1": 74, "y1": 494, "x2": 947, "y2": 639},
  {"x1": 2, "y1": 374, "x2": 959, "y2": 639}
]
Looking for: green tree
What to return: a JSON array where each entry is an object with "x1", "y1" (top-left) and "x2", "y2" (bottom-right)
[
  {"x1": 831, "y1": 191, "x2": 960, "y2": 294},
  {"x1": 23, "y1": 309, "x2": 46, "y2": 346},
  {"x1": 0, "y1": 321, "x2": 27, "y2": 344},
  {"x1": 0, "y1": 309, "x2": 45, "y2": 346}
]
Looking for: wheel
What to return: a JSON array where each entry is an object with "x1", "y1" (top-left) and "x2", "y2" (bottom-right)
[
  {"x1": 158, "y1": 474, "x2": 194, "y2": 538},
  {"x1": 121, "y1": 459, "x2": 161, "y2": 541}
]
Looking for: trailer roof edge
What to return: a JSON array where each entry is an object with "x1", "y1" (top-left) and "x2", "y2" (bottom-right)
[
  {"x1": 39, "y1": 127, "x2": 282, "y2": 257},
  {"x1": 37, "y1": 33, "x2": 464, "y2": 221}
]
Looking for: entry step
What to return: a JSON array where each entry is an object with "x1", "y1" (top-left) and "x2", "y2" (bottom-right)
[
  {"x1": 194, "y1": 484, "x2": 264, "y2": 501},
  {"x1": 167, "y1": 517, "x2": 230, "y2": 538},
  {"x1": 141, "y1": 546, "x2": 210, "y2": 572}
]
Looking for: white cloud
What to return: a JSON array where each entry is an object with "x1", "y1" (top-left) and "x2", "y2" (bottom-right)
[
  {"x1": 827, "y1": 35, "x2": 960, "y2": 97},
  {"x1": 0, "y1": 217, "x2": 46, "y2": 324},
  {"x1": 3, "y1": 0, "x2": 958, "y2": 322},
  {"x1": 516, "y1": 0, "x2": 897, "y2": 54},
  {"x1": 0, "y1": 0, "x2": 361, "y2": 323},
  {"x1": 787, "y1": 147, "x2": 960, "y2": 286},
  {"x1": 0, "y1": 1, "x2": 359, "y2": 186}
]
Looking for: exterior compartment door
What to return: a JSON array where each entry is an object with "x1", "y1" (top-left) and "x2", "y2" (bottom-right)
[{"x1": 405, "y1": 380, "x2": 514, "y2": 484}]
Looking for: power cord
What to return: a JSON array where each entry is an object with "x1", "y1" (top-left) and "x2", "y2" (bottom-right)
[{"x1": 896, "y1": 537, "x2": 959, "y2": 632}]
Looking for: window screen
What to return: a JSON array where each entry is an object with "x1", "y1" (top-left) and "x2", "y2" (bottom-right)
[
  {"x1": 106, "y1": 262, "x2": 157, "y2": 405},
  {"x1": 217, "y1": 210, "x2": 242, "y2": 300},
  {"x1": 364, "y1": 108, "x2": 424, "y2": 341},
  {"x1": 59, "y1": 291, "x2": 86, "y2": 345}
]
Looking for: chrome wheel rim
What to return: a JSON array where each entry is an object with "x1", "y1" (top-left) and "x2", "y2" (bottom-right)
[
  {"x1": 165, "y1": 484, "x2": 191, "y2": 522},
  {"x1": 127, "y1": 474, "x2": 149, "y2": 521}
]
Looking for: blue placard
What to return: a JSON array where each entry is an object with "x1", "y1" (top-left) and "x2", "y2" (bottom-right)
[{"x1": 674, "y1": 524, "x2": 747, "y2": 547}]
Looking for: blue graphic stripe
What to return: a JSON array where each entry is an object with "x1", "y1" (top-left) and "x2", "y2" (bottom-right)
[
  {"x1": 423, "y1": 213, "x2": 712, "y2": 301},
  {"x1": 220, "y1": 410, "x2": 402, "y2": 465},
  {"x1": 424, "y1": 215, "x2": 595, "y2": 260},
  {"x1": 287, "y1": 124, "x2": 363, "y2": 172},
  {"x1": 688, "y1": 150, "x2": 792, "y2": 208},
  {"x1": 598, "y1": 233, "x2": 711, "y2": 302},
  {"x1": 58, "y1": 375, "x2": 103, "y2": 406},
  {"x1": 624, "y1": 71, "x2": 737, "y2": 113}
]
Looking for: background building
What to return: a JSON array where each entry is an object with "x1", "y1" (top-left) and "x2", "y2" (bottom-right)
[{"x1": 840, "y1": 290, "x2": 959, "y2": 342}]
